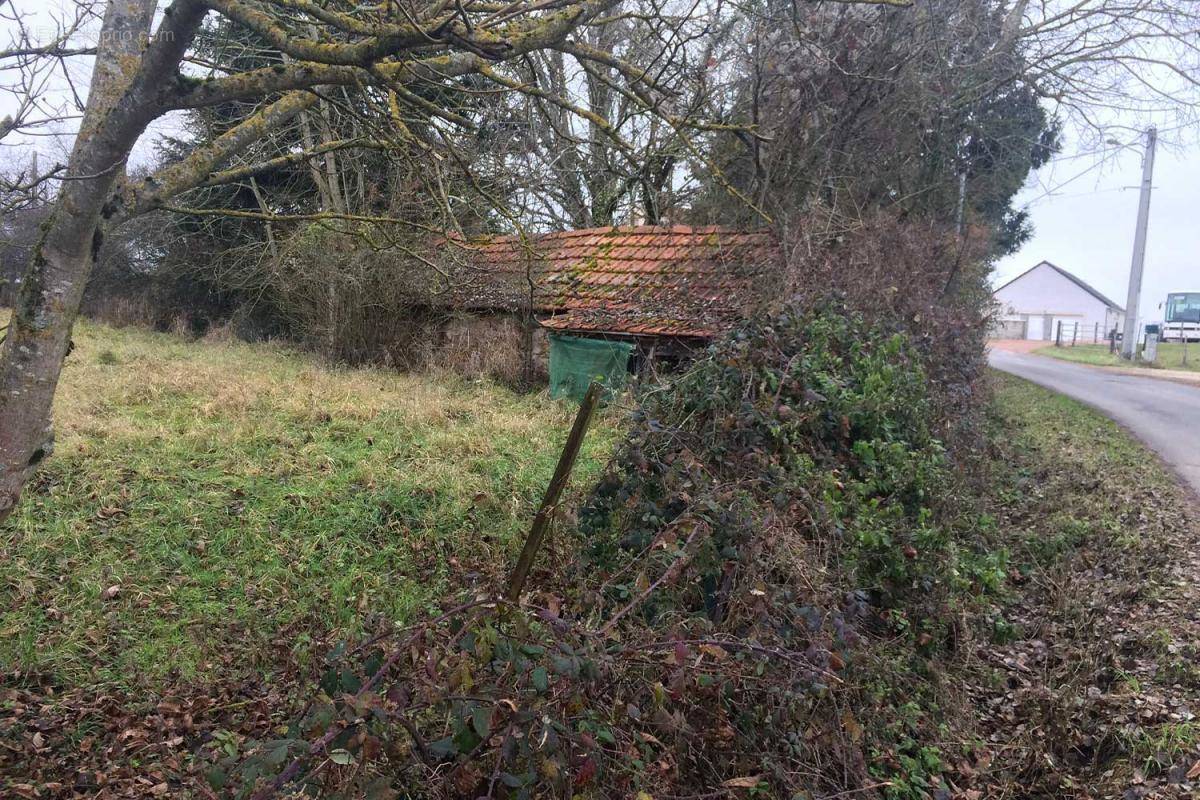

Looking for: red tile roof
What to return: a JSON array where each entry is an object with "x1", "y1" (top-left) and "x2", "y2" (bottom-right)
[{"x1": 453, "y1": 225, "x2": 776, "y2": 338}]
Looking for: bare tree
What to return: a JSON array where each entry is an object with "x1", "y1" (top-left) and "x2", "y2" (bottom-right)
[
  {"x1": 501, "y1": 0, "x2": 740, "y2": 228},
  {"x1": 0, "y1": 0, "x2": 691, "y2": 519},
  {"x1": 686, "y1": 0, "x2": 1198, "y2": 234},
  {"x1": 1004, "y1": 0, "x2": 1200, "y2": 141}
]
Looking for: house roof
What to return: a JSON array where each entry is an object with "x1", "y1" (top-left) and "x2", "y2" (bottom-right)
[
  {"x1": 995, "y1": 261, "x2": 1125, "y2": 312},
  {"x1": 454, "y1": 225, "x2": 776, "y2": 337}
]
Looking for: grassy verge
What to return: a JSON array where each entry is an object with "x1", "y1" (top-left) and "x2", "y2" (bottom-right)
[
  {"x1": 0, "y1": 317, "x2": 619, "y2": 689},
  {"x1": 988, "y1": 368, "x2": 1182, "y2": 490},
  {"x1": 1036, "y1": 342, "x2": 1200, "y2": 372},
  {"x1": 968, "y1": 372, "x2": 1200, "y2": 795}
]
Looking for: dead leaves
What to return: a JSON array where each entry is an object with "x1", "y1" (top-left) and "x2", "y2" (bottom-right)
[
  {"x1": 965, "y1": 520, "x2": 1200, "y2": 792},
  {"x1": 0, "y1": 679, "x2": 293, "y2": 799}
]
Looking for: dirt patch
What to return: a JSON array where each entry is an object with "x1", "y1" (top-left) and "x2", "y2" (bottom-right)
[{"x1": 989, "y1": 338, "x2": 1051, "y2": 354}]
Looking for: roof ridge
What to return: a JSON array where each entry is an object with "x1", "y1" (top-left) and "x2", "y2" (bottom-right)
[
  {"x1": 468, "y1": 224, "x2": 770, "y2": 243},
  {"x1": 994, "y1": 260, "x2": 1124, "y2": 312}
]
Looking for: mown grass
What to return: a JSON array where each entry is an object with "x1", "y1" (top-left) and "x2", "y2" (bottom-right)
[
  {"x1": 0, "y1": 316, "x2": 620, "y2": 690},
  {"x1": 1036, "y1": 342, "x2": 1200, "y2": 372}
]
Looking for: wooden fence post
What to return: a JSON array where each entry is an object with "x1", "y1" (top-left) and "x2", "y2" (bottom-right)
[
  {"x1": 1071, "y1": 323, "x2": 1078, "y2": 347},
  {"x1": 1056, "y1": 320, "x2": 1063, "y2": 347},
  {"x1": 506, "y1": 382, "x2": 603, "y2": 603}
]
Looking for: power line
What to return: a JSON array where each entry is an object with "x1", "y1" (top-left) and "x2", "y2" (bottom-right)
[
  {"x1": 1019, "y1": 157, "x2": 1114, "y2": 209},
  {"x1": 1017, "y1": 119, "x2": 1195, "y2": 208}
]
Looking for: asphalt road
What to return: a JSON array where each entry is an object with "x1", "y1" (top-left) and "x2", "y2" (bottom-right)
[{"x1": 989, "y1": 349, "x2": 1200, "y2": 496}]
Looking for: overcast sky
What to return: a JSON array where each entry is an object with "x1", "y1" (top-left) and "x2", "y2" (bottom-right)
[{"x1": 993, "y1": 130, "x2": 1199, "y2": 327}]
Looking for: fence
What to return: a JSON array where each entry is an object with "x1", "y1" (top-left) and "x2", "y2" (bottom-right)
[{"x1": 1054, "y1": 320, "x2": 1114, "y2": 348}]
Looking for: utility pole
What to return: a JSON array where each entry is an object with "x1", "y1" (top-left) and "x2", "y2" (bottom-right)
[{"x1": 1121, "y1": 125, "x2": 1157, "y2": 360}]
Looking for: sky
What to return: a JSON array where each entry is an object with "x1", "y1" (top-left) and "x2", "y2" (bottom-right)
[{"x1": 993, "y1": 130, "x2": 1200, "y2": 328}]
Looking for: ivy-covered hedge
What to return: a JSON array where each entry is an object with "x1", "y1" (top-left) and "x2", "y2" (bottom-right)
[
  {"x1": 217, "y1": 305, "x2": 1000, "y2": 799},
  {"x1": 585, "y1": 305, "x2": 961, "y2": 616}
]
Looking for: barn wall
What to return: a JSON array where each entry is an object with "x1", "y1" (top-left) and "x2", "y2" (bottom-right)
[
  {"x1": 438, "y1": 312, "x2": 548, "y2": 385},
  {"x1": 994, "y1": 263, "x2": 1120, "y2": 340}
]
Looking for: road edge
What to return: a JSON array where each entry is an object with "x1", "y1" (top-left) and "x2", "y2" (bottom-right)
[{"x1": 986, "y1": 366, "x2": 1200, "y2": 510}]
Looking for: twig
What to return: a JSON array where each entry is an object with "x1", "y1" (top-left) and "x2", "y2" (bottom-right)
[{"x1": 597, "y1": 517, "x2": 709, "y2": 635}]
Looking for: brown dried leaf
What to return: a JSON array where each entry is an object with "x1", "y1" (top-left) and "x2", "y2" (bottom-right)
[{"x1": 698, "y1": 643, "x2": 729, "y2": 661}]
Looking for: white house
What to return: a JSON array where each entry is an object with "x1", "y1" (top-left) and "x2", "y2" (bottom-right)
[{"x1": 992, "y1": 261, "x2": 1125, "y2": 342}]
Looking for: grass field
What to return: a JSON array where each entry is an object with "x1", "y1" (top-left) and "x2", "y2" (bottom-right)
[
  {"x1": 1037, "y1": 342, "x2": 1200, "y2": 372},
  {"x1": 0, "y1": 317, "x2": 620, "y2": 690}
]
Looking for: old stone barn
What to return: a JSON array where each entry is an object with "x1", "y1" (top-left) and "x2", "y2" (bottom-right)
[{"x1": 437, "y1": 225, "x2": 776, "y2": 395}]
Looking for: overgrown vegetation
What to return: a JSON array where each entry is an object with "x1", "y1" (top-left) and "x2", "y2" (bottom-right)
[
  {"x1": 0, "y1": 316, "x2": 619, "y2": 689},
  {"x1": 3, "y1": 314, "x2": 1199, "y2": 798},
  {"x1": 168, "y1": 304, "x2": 995, "y2": 799},
  {"x1": 572, "y1": 305, "x2": 994, "y2": 797},
  {"x1": 180, "y1": 323, "x2": 1192, "y2": 799},
  {"x1": 3, "y1": 0, "x2": 1200, "y2": 795}
]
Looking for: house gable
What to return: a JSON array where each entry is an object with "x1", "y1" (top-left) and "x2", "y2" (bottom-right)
[
  {"x1": 993, "y1": 261, "x2": 1126, "y2": 339},
  {"x1": 994, "y1": 261, "x2": 1119, "y2": 316}
]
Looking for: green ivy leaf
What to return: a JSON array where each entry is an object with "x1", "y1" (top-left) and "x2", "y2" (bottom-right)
[
  {"x1": 429, "y1": 737, "x2": 457, "y2": 759},
  {"x1": 472, "y1": 706, "x2": 492, "y2": 739},
  {"x1": 266, "y1": 743, "x2": 289, "y2": 766},
  {"x1": 204, "y1": 766, "x2": 227, "y2": 790},
  {"x1": 532, "y1": 666, "x2": 549, "y2": 693},
  {"x1": 340, "y1": 669, "x2": 362, "y2": 694},
  {"x1": 452, "y1": 726, "x2": 482, "y2": 753}
]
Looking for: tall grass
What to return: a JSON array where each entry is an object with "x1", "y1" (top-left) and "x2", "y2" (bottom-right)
[{"x1": 0, "y1": 315, "x2": 619, "y2": 689}]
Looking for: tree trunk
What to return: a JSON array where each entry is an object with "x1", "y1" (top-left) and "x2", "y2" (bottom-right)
[
  {"x1": 316, "y1": 99, "x2": 347, "y2": 215},
  {"x1": 0, "y1": 0, "x2": 198, "y2": 520}
]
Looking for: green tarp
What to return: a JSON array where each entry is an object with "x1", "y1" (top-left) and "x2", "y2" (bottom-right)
[{"x1": 548, "y1": 334, "x2": 633, "y2": 401}]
